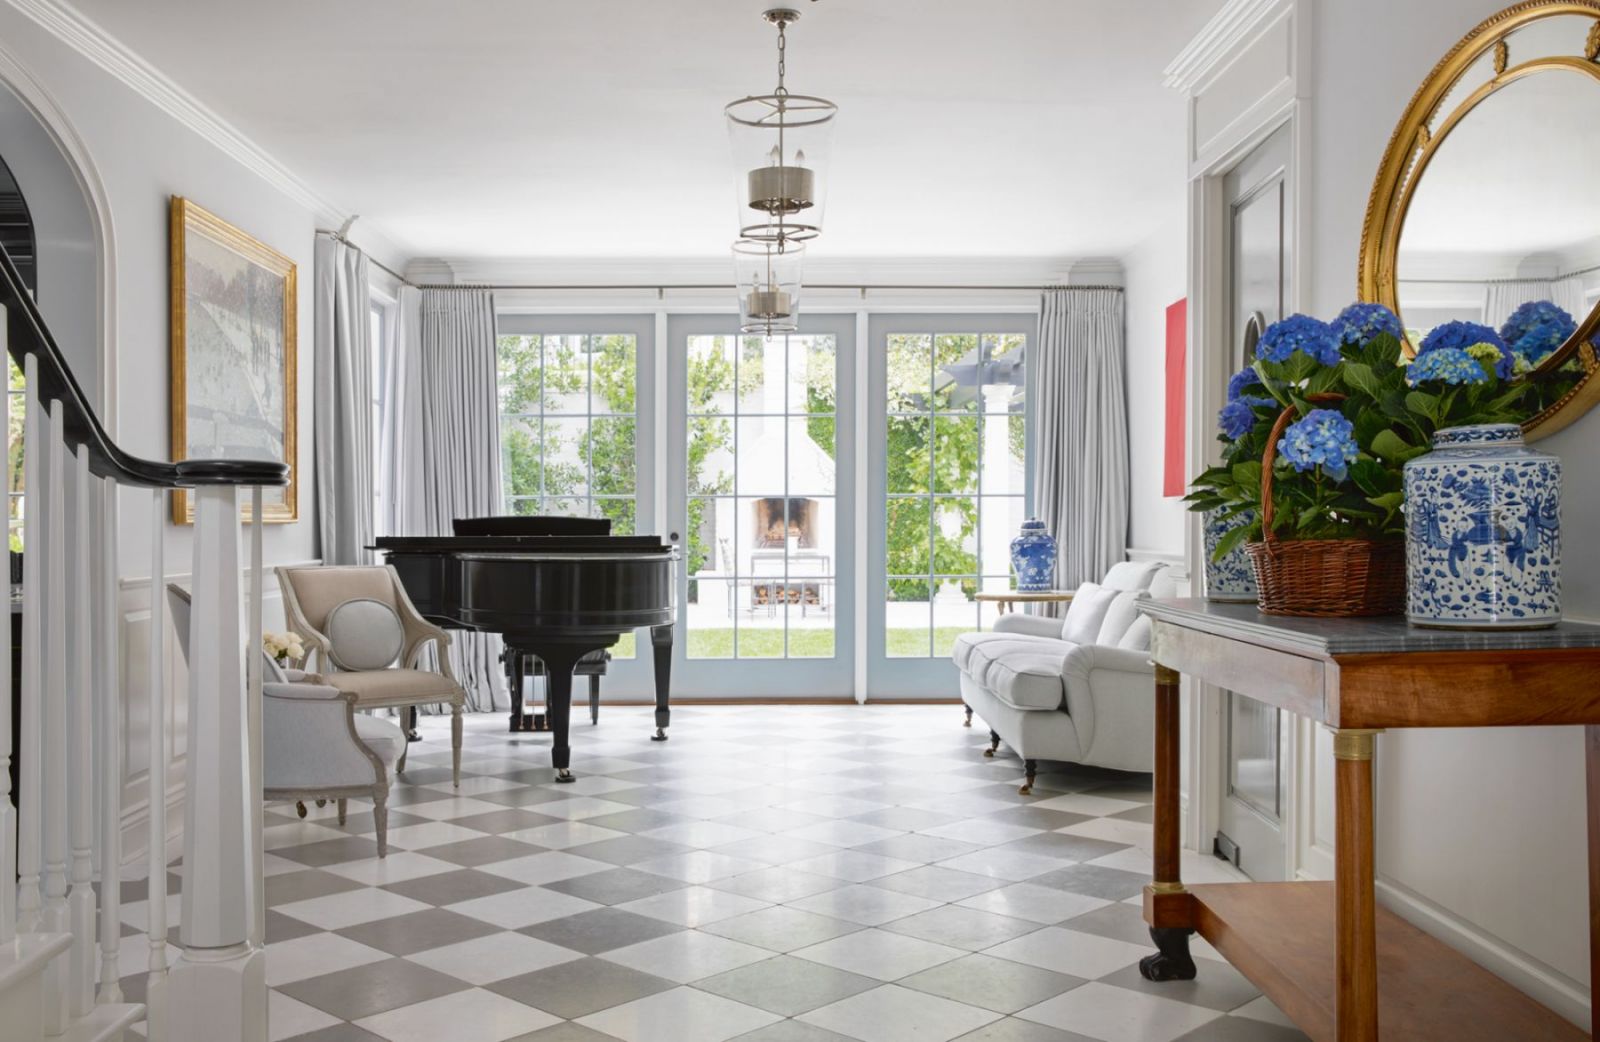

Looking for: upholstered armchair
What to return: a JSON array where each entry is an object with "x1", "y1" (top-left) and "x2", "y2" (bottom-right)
[
  {"x1": 167, "y1": 584, "x2": 405, "y2": 855},
  {"x1": 276, "y1": 564, "x2": 466, "y2": 786}
]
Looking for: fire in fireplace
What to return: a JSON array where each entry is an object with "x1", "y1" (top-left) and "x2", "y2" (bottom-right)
[{"x1": 753, "y1": 497, "x2": 818, "y2": 548}]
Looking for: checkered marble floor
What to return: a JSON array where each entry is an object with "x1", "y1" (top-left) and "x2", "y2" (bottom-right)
[{"x1": 120, "y1": 705, "x2": 1309, "y2": 1042}]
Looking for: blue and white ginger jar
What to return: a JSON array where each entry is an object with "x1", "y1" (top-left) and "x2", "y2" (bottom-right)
[
  {"x1": 1010, "y1": 519, "x2": 1057, "y2": 592},
  {"x1": 1404, "y1": 424, "x2": 1560, "y2": 629},
  {"x1": 1203, "y1": 509, "x2": 1258, "y2": 603}
]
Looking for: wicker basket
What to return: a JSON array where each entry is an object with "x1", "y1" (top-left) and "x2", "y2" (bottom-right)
[{"x1": 1246, "y1": 402, "x2": 1406, "y2": 617}]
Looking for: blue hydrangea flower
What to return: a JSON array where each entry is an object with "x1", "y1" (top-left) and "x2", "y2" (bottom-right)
[
  {"x1": 1510, "y1": 318, "x2": 1572, "y2": 367},
  {"x1": 1256, "y1": 314, "x2": 1341, "y2": 366},
  {"x1": 1406, "y1": 346, "x2": 1490, "y2": 386},
  {"x1": 1217, "y1": 395, "x2": 1276, "y2": 439},
  {"x1": 1277, "y1": 408, "x2": 1358, "y2": 482},
  {"x1": 1332, "y1": 302, "x2": 1403, "y2": 348},
  {"x1": 1417, "y1": 320, "x2": 1513, "y2": 378},
  {"x1": 1499, "y1": 300, "x2": 1573, "y2": 348},
  {"x1": 1226, "y1": 366, "x2": 1266, "y2": 402}
]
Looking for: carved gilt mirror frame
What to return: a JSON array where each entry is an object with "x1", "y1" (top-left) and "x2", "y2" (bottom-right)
[{"x1": 1358, "y1": 0, "x2": 1600, "y2": 441}]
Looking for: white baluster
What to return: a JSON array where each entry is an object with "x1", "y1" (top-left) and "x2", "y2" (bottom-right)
[
  {"x1": 169, "y1": 484, "x2": 264, "y2": 1042},
  {"x1": 145, "y1": 487, "x2": 168, "y2": 1042},
  {"x1": 43, "y1": 400, "x2": 68, "y2": 1035},
  {"x1": 247, "y1": 486, "x2": 264, "y2": 948},
  {"x1": 98, "y1": 475, "x2": 124, "y2": 1005},
  {"x1": 17, "y1": 353, "x2": 42, "y2": 934},
  {"x1": 0, "y1": 325, "x2": 13, "y2": 948},
  {"x1": 67, "y1": 448, "x2": 95, "y2": 1017}
]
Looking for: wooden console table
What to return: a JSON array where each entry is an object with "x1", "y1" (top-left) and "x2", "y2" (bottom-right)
[{"x1": 1138, "y1": 599, "x2": 1599, "y2": 1041}]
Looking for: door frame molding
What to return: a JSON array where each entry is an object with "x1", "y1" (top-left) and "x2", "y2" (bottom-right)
[{"x1": 1166, "y1": 0, "x2": 1315, "y2": 881}]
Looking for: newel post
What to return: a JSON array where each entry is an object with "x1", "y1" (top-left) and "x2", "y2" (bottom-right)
[{"x1": 168, "y1": 483, "x2": 266, "y2": 1042}]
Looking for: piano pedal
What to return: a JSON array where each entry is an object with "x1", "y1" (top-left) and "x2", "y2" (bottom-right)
[{"x1": 510, "y1": 712, "x2": 549, "y2": 733}]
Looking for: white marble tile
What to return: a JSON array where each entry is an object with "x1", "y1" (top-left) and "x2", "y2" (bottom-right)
[
  {"x1": 600, "y1": 929, "x2": 773, "y2": 983},
  {"x1": 274, "y1": 887, "x2": 433, "y2": 930},
  {"x1": 986, "y1": 927, "x2": 1149, "y2": 980},
  {"x1": 446, "y1": 885, "x2": 603, "y2": 929},
  {"x1": 793, "y1": 928, "x2": 964, "y2": 981},
  {"x1": 615, "y1": 885, "x2": 771, "y2": 927},
  {"x1": 577, "y1": 986, "x2": 780, "y2": 1042},
  {"x1": 264, "y1": 931, "x2": 389, "y2": 987},
  {"x1": 800, "y1": 983, "x2": 1001, "y2": 1042},
  {"x1": 355, "y1": 987, "x2": 561, "y2": 1042},
  {"x1": 477, "y1": 851, "x2": 614, "y2": 886},
  {"x1": 405, "y1": 930, "x2": 583, "y2": 985},
  {"x1": 1017, "y1": 981, "x2": 1222, "y2": 1042}
]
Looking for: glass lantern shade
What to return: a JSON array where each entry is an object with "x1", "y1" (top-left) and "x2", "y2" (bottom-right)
[
  {"x1": 734, "y1": 239, "x2": 805, "y2": 336},
  {"x1": 726, "y1": 93, "x2": 836, "y2": 244}
]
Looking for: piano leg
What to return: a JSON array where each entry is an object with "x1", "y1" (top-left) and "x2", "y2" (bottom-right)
[
  {"x1": 651, "y1": 624, "x2": 672, "y2": 742},
  {"x1": 508, "y1": 653, "x2": 526, "y2": 733}
]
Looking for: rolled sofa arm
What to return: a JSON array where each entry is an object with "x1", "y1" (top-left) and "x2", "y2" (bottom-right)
[
  {"x1": 263, "y1": 684, "x2": 381, "y2": 790},
  {"x1": 1058, "y1": 644, "x2": 1157, "y2": 773},
  {"x1": 992, "y1": 614, "x2": 1062, "y2": 639}
]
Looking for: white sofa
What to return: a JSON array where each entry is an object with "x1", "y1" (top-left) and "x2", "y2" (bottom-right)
[{"x1": 953, "y1": 561, "x2": 1172, "y2": 793}]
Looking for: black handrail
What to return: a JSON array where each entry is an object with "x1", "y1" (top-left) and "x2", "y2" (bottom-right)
[{"x1": 0, "y1": 244, "x2": 287, "y2": 489}]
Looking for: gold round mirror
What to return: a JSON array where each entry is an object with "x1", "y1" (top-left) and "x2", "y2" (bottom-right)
[{"x1": 1359, "y1": 1, "x2": 1600, "y2": 440}]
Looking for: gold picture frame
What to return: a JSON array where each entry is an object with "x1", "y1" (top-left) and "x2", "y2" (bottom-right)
[{"x1": 169, "y1": 196, "x2": 298, "y2": 524}]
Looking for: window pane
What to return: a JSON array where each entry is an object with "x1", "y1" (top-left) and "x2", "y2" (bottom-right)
[
  {"x1": 886, "y1": 498, "x2": 931, "y2": 576},
  {"x1": 542, "y1": 335, "x2": 588, "y2": 413},
  {"x1": 887, "y1": 334, "x2": 932, "y2": 411},
  {"x1": 500, "y1": 418, "x2": 542, "y2": 499},
  {"x1": 885, "y1": 416, "x2": 930, "y2": 495},
  {"x1": 590, "y1": 417, "x2": 636, "y2": 496},
  {"x1": 886, "y1": 579, "x2": 932, "y2": 658},
  {"x1": 932, "y1": 415, "x2": 979, "y2": 494},
  {"x1": 689, "y1": 416, "x2": 734, "y2": 494},
  {"x1": 932, "y1": 334, "x2": 980, "y2": 411},
  {"x1": 496, "y1": 332, "x2": 638, "y2": 533}
]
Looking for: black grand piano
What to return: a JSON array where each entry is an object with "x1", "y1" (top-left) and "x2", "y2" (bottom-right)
[{"x1": 375, "y1": 515, "x2": 676, "y2": 782}]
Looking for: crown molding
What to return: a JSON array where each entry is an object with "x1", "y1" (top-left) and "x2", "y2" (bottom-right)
[
  {"x1": 412, "y1": 255, "x2": 1090, "y2": 288},
  {"x1": 1163, "y1": 0, "x2": 1290, "y2": 93},
  {"x1": 5, "y1": 0, "x2": 358, "y2": 227}
]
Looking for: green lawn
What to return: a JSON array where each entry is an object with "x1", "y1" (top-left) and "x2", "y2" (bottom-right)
[{"x1": 682, "y1": 628, "x2": 969, "y2": 659}]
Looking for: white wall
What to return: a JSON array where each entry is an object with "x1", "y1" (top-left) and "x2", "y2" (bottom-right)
[
  {"x1": 1123, "y1": 223, "x2": 1189, "y2": 558},
  {"x1": 0, "y1": 3, "x2": 327, "y2": 858},
  {"x1": 1308, "y1": 0, "x2": 1593, "y2": 1017},
  {"x1": 0, "y1": 82, "x2": 97, "y2": 403}
]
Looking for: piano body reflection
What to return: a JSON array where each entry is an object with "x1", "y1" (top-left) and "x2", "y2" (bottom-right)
[{"x1": 375, "y1": 516, "x2": 675, "y2": 782}]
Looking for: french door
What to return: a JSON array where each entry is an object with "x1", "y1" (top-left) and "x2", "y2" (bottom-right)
[
  {"x1": 666, "y1": 315, "x2": 856, "y2": 697},
  {"x1": 866, "y1": 313, "x2": 1035, "y2": 698}
]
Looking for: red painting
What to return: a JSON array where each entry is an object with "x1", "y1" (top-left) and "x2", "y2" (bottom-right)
[{"x1": 1163, "y1": 298, "x2": 1187, "y2": 498}]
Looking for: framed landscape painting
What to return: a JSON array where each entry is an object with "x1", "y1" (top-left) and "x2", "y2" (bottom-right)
[{"x1": 169, "y1": 196, "x2": 297, "y2": 523}]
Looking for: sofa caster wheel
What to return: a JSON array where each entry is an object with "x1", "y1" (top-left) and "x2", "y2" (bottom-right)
[
  {"x1": 555, "y1": 768, "x2": 576, "y2": 783},
  {"x1": 1139, "y1": 927, "x2": 1198, "y2": 982},
  {"x1": 1020, "y1": 759, "x2": 1037, "y2": 796},
  {"x1": 295, "y1": 801, "x2": 308, "y2": 819},
  {"x1": 315, "y1": 799, "x2": 327, "y2": 808},
  {"x1": 652, "y1": 728, "x2": 668, "y2": 741},
  {"x1": 983, "y1": 748, "x2": 996, "y2": 758},
  {"x1": 963, "y1": 705, "x2": 973, "y2": 728},
  {"x1": 984, "y1": 730, "x2": 1000, "y2": 758},
  {"x1": 1018, "y1": 783, "x2": 1032, "y2": 795}
]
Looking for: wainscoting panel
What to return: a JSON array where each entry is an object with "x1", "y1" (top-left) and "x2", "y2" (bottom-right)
[{"x1": 116, "y1": 559, "x2": 313, "y2": 863}]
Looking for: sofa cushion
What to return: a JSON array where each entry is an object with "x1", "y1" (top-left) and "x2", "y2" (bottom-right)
[
  {"x1": 1095, "y1": 590, "x2": 1147, "y2": 647},
  {"x1": 1118, "y1": 615, "x2": 1152, "y2": 651},
  {"x1": 985, "y1": 652, "x2": 1070, "y2": 711},
  {"x1": 1061, "y1": 582, "x2": 1119, "y2": 644},
  {"x1": 952, "y1": 632, "x2": 1070, "y2": 679},
  {"x1": 1102, "y1": 560, "x2": 1164, "y2": 592}
]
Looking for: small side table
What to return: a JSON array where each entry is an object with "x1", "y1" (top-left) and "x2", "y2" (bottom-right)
[{"x1": 973, "y1": 590, "x2": 1076, "y2": 615}]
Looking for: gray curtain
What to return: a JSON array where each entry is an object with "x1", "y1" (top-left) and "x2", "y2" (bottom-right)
[
  {"x1": 381, "y1": 286, "x2": 425, "y2": 538},
  {"x1": 313, "y1": 236, "x2": 374, "y2": 565},
  {"x1": 392, "y1": 287, "x2": 505, "y2": 711},
  {"x1": 1034, "y1": 287, "x2": 1129, "y2": 589}
]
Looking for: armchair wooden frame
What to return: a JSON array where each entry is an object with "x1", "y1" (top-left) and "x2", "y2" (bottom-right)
[{"x1": 276, "y1": 564, "x2": 466, "y2": 786}]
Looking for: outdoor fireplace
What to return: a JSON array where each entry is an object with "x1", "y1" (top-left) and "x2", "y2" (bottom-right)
[{"x1": 753, "y1": 497, "x2": 818, "y2": 549}]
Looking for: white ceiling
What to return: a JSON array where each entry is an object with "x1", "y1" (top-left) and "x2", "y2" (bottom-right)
[{"x1": 67, "y1": 0, "x2": 1220, "y2": 263}]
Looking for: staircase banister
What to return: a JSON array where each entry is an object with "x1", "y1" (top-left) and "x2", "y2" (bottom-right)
[{"x1": 0, "y1": 245, "x2": 288, "y2": 490}]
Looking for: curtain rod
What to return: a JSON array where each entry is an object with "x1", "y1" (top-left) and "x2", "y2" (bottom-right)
[
  {"x1": 312, "y1": 230, "x2": 1124, "y2": 296},
  {"x1": 1398, "y1": 260, "x2": 1600, "y2": 286},
  {"x1": 315, "y1": 229, "x2": 415, "y2": 286},
  {"x1": 416, "y1": 282, "x2": 1122, "y2": 293}
]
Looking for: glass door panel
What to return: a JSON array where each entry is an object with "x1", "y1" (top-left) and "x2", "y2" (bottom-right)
[
  {"x1": 668, "y1": 315, "x2": 854, "y2": 697},
  {"x1": 868, "y1": 314, "x2": 1037, "y2": 697}
]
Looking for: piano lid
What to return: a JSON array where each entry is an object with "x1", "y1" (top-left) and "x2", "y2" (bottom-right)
[{"x1": 453, "y1": 515, "x2": 610, "y2": 538}]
